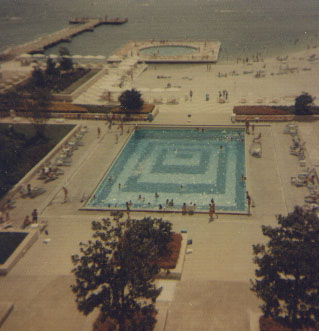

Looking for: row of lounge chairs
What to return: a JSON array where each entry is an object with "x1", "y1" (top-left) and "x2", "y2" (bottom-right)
[
  {"x1": 284, "y1": 124, "x2": 306, "y2": 165},
  {"x1": 285, "y1": 124, "x2": 319, "y2": 208},
  {"x1": 20, "y1": 186, "x2": 46, "y2": 199},
  {"x1": 20, "y1": 126, "x2": 88, "y2": 200},
  {"x1": 53, "y1": 127, "x2": 87, "y2": 167}
]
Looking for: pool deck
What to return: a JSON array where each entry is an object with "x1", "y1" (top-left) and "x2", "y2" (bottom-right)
[
  {"x1": 1, "y1": 54, "x2": 319, "y2": 330},
  {"x1": 0, "y1": 113, "x2": 316, "y2": 330}
]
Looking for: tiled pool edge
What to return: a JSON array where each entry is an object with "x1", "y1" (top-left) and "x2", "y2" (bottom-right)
[{"x1": 0, "y1": 230, "x2": 39, "y2": 275}]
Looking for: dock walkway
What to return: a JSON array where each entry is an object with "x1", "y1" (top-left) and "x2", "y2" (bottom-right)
[{"x1": 0, "y1": 18, "x2": 128, "y2": 61}]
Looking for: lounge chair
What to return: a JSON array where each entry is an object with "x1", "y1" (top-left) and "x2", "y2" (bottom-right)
[
  {"x1": 249, "y1": 142, "x2": 262, "y2": 158},
  {"x1": 44, "y1": 175, "x2": 58, "y2": 183},
  {"x1": 30, "y1": 187, "x2": 46, "y2": 198},
  {"x1": 283, "y1": 124, "x2": 298, "y2": 134},
  {"x1": 76, "y1": 140, "x2": 84, "y2": 146},
  {"x1": 305, "y1": 196, "x2": 319, "y2": 204},
  {"x1": 60, "y1": 158, "x2": 72, "y2": 166},
  {"x1": 291, "y1": 177, "x2": 306, "y2": 187}
]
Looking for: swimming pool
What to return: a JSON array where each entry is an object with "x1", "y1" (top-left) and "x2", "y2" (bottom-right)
[
  {"x1": 139, "y1": 45, "x2": 198, "y2": 57},
  {"x1": 87, "y1": 128, "x2": 247, "y2": 213}
]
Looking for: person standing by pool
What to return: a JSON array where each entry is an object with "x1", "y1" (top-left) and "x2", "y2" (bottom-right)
[
  {"x1": 62, "y1": 187, "x2": 68, "y2": 203},
  {"x1": 190, "y1": 89, "x2": 193, "y2": 101},
  {"x1": 245, "y1": 120, "x2": 250, "y2": 134},
  {"x1": 22, "y1": 215, "x2": 31, "y2": 229},
  {"x1": 209, "y1": 199, "x2": 218, "y2": 222},
  {"x1": 246, "y1": 191, "x2": 252, "y2": 214},
  {"x1": 31, "y1": 209, "x2": 38, "y2": 224},
  {"x1": 182, "y1": 203, "x2": 187, "y2": 215},
  {"x1": 126, "y1": 202, "x2": 131, "y2": 219},
  {"x1": 188, "y1": 202, "x2": 195, "y2": 215}
]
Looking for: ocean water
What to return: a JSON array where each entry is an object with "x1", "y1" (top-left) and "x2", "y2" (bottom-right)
[{"x1": 1, "y1": 0, "x2": 319, "y2": 62}]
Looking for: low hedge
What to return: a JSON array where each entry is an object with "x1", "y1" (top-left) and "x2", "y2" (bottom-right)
[
  {"x1": 234, "y1": 105, "x2": 319, "y2": 116},
  {"x1": 259, "y1": 316, "x2": 319, "y2": 331},
  {"x1": 233, "y1": 106, "x2": 292, "y2": 116},
  {"x1": 157, "y1": 233, "x2": 182, "y2": 269},
  {"x1": 111, "y1": 103, "x2": 155, "y2": 114}
]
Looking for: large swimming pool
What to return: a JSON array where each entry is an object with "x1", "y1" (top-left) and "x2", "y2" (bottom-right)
[{"x1": 87, "y1": 128, "x2": 247, "y2": 213}]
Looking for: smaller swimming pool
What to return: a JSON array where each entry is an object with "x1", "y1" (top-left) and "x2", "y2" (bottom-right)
[{"x1": 140, "y1": 45, "x2": 198, "y2": 56}]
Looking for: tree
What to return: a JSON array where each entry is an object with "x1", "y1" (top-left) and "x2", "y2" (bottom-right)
[
  {"x1": 71, "y1": 216, "x2": 173, "y2": 330},
  {"x1": 24, "y1": 88, "x2": 52, "y2": 138},
  {"x1": 118, "y1": 89, "x2": 144, "y2": 113},
  {"x1": 58, "y1": 46, "x2": 73, "y2": 71},
  {"x1": 251, "y1": 206, "x2": 319, "y2": 330},
  {"x1": 0, "y1": 128, "x2": 25, "y2": 198},
  {"x1": 0, "y1": 90, "x2": 24, "y2": 112},
  {"x1": 294, "y1": 92, "x2": 314, "y2": 115},
  {"x1": 45, "y1": 57, "x2": 59, "y2": 77},
  {"x1": 31, "y1": 67, "x2": 46, "y2": 88}
]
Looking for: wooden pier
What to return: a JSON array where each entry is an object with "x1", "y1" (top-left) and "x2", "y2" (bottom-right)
[
  {"x1": 0, "y1": 17, "x2": 128, "y2": 61},
  {"x1": 69, "y1": 17, "x2": 128, "y2": 25}
]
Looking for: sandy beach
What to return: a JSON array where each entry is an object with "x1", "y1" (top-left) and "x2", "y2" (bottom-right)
[{"x1": 2, "y1": 42, "x2": 319, "y2": 114}]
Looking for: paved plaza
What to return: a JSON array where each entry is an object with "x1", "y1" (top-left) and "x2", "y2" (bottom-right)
[{"x1": 1, "y1": 61, "x2": 319, "y2": 330}]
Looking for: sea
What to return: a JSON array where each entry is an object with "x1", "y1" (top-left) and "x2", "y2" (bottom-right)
[{"x1": 1, "y1": 0, "x2": 319, "y2": 62}]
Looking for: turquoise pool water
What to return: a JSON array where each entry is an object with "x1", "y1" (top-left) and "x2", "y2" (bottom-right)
[
  {"x1": 139, "y1": 45, "x2": 198, "y2": 56},
  {"x1": 87, "y1": 128, "x2": 247, "y2": 212}
]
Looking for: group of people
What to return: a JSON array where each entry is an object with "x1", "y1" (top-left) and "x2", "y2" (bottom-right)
[
  {"x1": 182, "y1": 202, "x2": 196, "y2": 215},
  {"x1": 219, "y1": 90, "x2": 229, "y2": 100},
  {"x1": 22, "y1": 209, "x2": 38, "y2": 229}
]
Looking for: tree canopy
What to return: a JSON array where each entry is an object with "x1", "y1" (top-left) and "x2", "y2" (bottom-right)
[
  {"x1": 58, "y1": 46, "x2": 73, "y2": 71},
  {"x1": 24, "y1": 87, "x2": 52, "y2": 138},
  {"x1": 71, "y1": 216, "x2": 173, "y2": 330},
  {"x1": 118, "y1": 88, "x2": 144, "y2": 113},
  {"x1": 251, "y1": 206, "x2": 319, "y2": 330},
  {"x1": 294, "y1": 92, "x2": 314, "y2": 115}
]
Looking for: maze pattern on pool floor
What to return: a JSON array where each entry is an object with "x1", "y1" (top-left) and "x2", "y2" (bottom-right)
[{"x1": 87, "y1": 129, "x2": 247, "y2": 212}]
